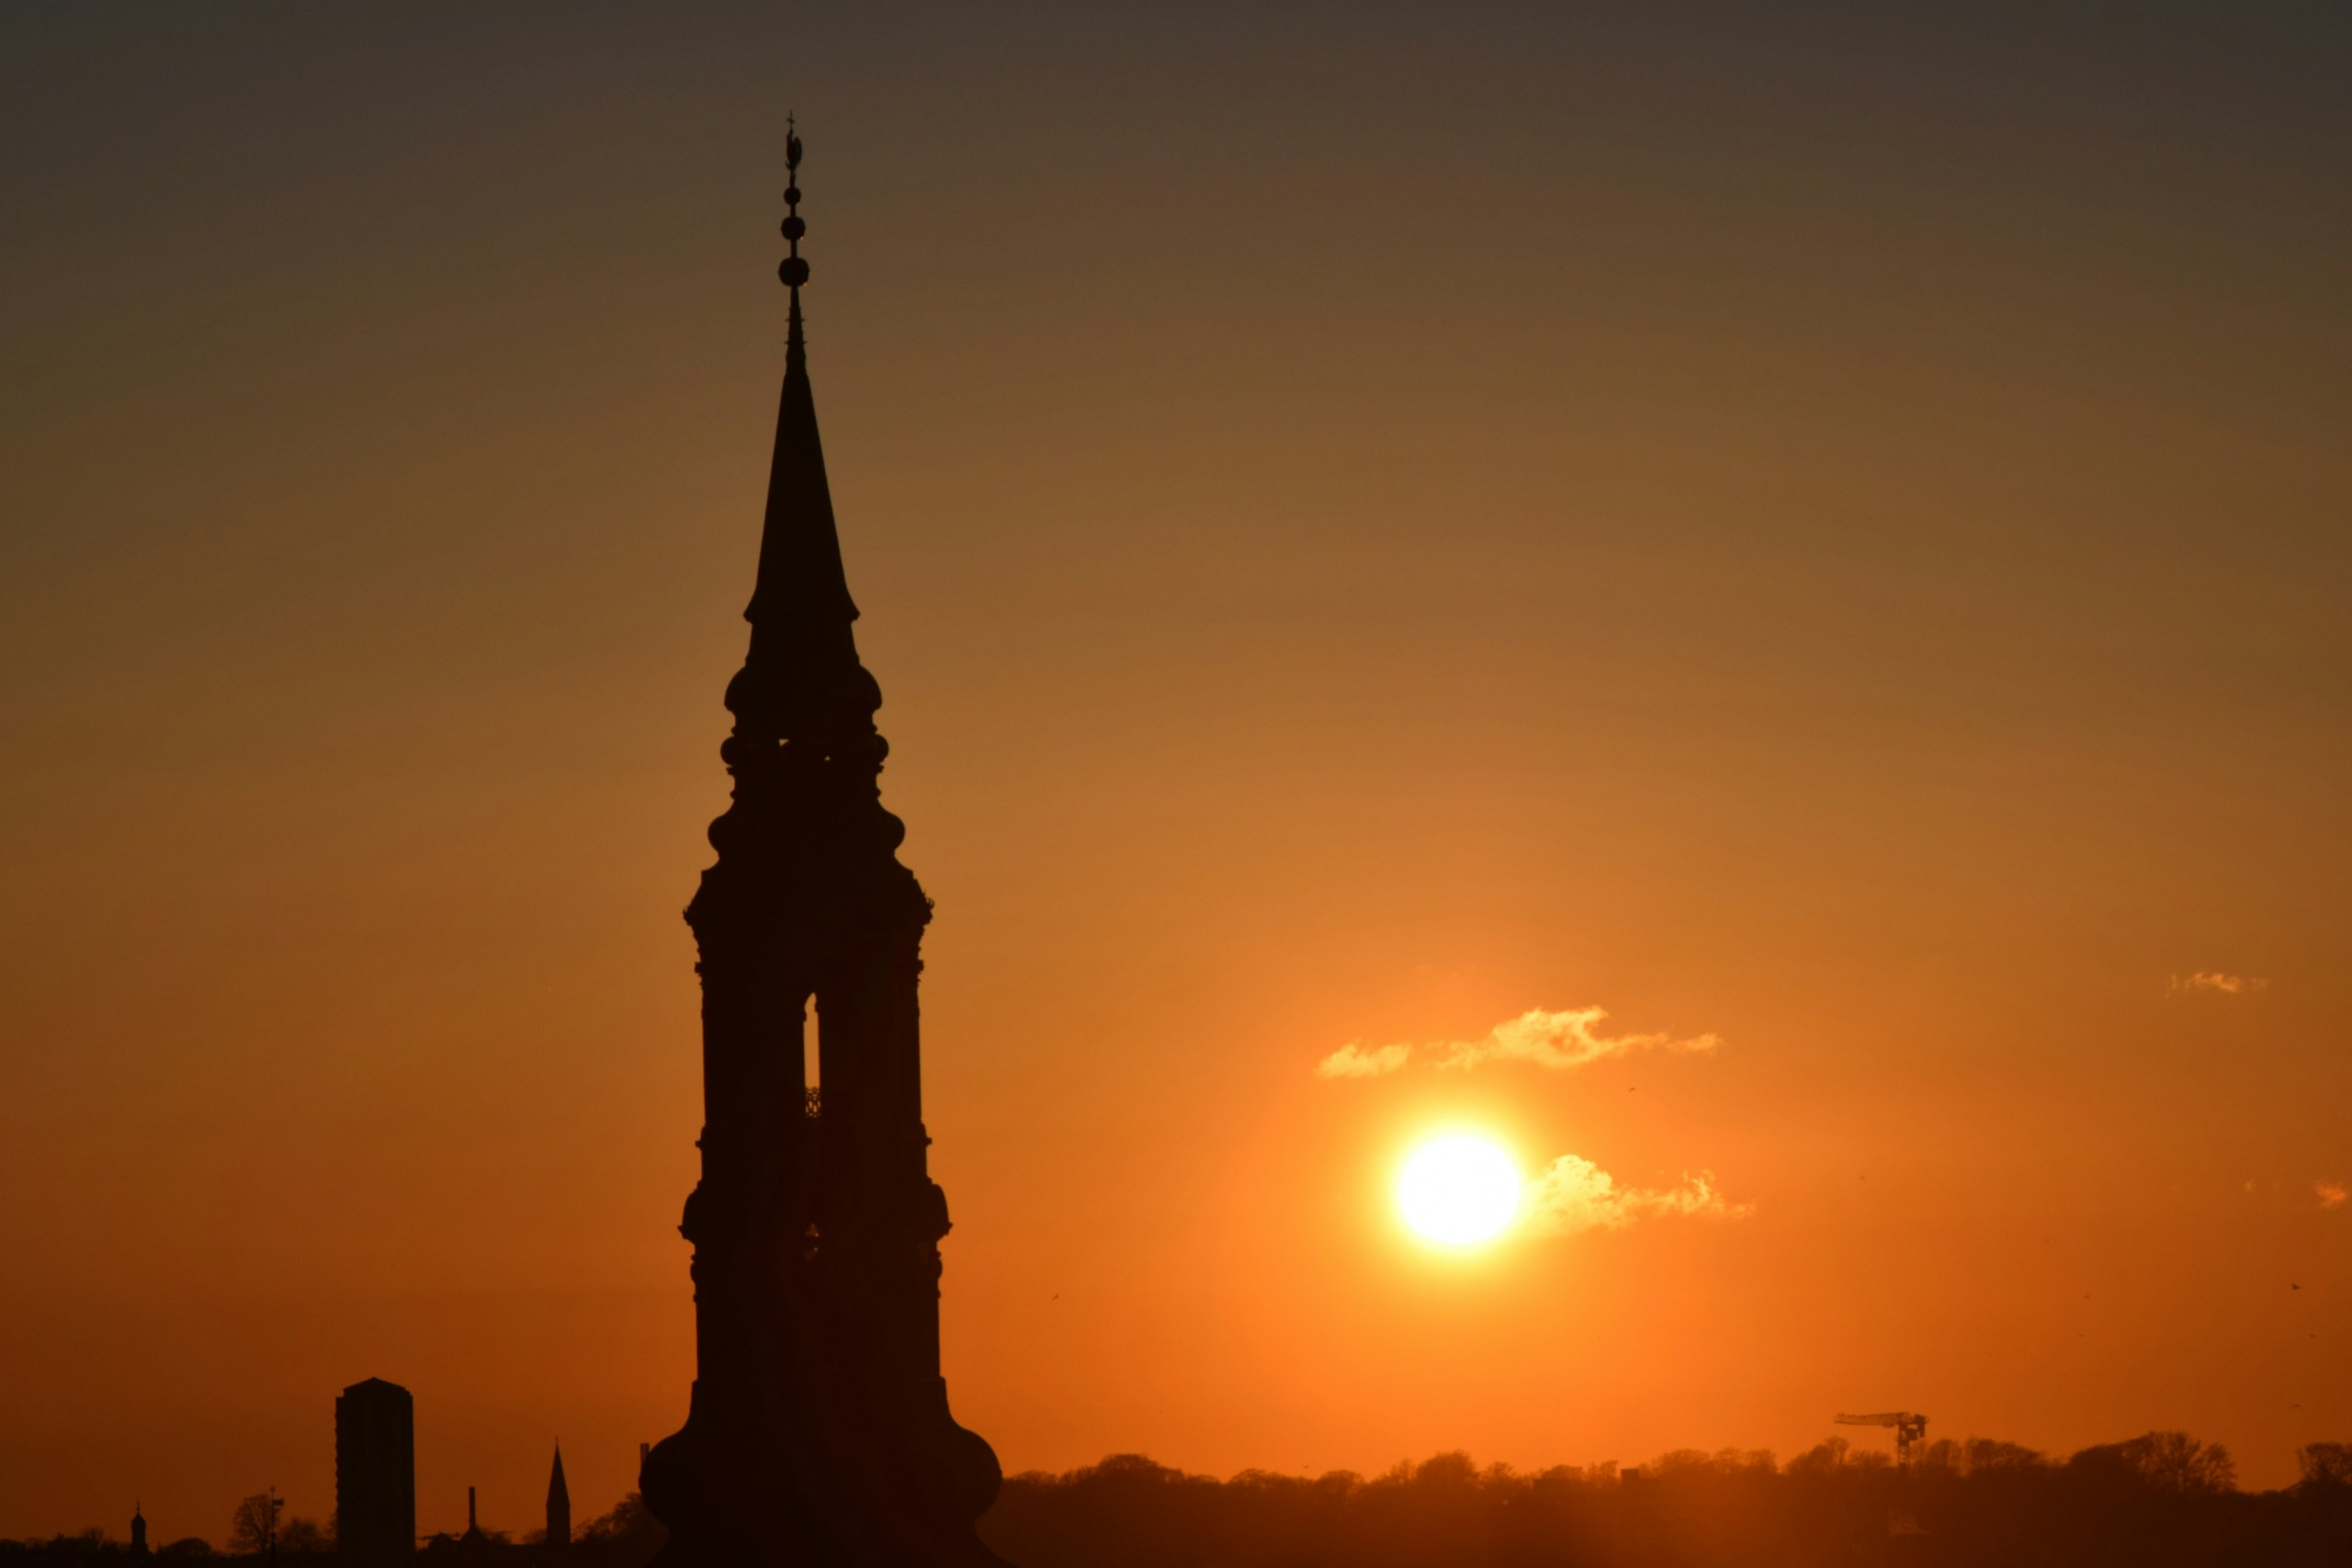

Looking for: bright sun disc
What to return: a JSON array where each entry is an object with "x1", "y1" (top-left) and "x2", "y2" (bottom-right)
[{"x1": 1397, "y1": 1134, "x2": 1522, "y2": 1246}]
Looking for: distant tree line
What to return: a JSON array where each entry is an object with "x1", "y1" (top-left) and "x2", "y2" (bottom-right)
[
  {"x1": 10, "y1": 1442, "x2": 2350, "y2": 1568},
  {"x1": 977, "y1": 1435, "x2": 2352, "y2": 1568}
]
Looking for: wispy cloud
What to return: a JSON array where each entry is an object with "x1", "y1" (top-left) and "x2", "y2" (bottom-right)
[
  {"x1": 2319, "y1": 1180, "x2": 2347, "y2": 1211},
  {"x1": 1314, "y1": 1042, "x2": 1413, "y2": 1079},
  {"x1": 2169, "y1": 972, "x2": 2269, "y2": 997},
  {"x1": 1316, "y1": 1007, "x2": 1719, "y2": 1079},
  {"x1": 1521, "y1": 1154, "x2": 1753, "y2": 1235}
]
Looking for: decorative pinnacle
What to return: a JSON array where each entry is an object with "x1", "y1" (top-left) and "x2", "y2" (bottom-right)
[{"x1": 779, "y1": 116, "x2": 808, "y2": 291}]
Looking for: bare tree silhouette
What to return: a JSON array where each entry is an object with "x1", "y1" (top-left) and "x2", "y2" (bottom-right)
[{"x1": 225, "y1": 1497, "x2": 279, "y2": 1558}]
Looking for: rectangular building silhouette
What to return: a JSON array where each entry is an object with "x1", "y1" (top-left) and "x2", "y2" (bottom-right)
[{"x1": 336, "y1": 1379, "x2": 415, "y2": 1568}]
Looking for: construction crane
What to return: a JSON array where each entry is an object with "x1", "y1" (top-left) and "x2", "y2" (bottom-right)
[{"x1": 1836, "y1": 1411, "x2": 1929, "y2": 1466}]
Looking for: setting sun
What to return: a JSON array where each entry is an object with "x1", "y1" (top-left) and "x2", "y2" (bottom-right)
[{"x1": 1396, "y1": 1134, "x2": 1522, "y2": 1247}]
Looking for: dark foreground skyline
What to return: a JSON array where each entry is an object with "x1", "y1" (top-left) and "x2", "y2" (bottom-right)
[
  {"x1": 5, "y1": 0, "x2": 2349, "y2": 1540},
  {"x1": 12, "y1": 1431, "x2": 2352, "y2": 1568}
]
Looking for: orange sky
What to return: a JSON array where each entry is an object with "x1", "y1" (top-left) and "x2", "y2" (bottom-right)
[{"x1": 3, "y1": 0, "x2": 2348, "y2": 1543}]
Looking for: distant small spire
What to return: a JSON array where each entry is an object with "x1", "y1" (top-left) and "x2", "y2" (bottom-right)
[{"x1": 545, "y1": 1444, "x2": 571, "y2": 1551}]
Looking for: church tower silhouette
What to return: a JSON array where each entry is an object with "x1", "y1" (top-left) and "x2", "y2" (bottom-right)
[{"x1": 638, "y1": 126, "x2": 1007, "y2": 1568}]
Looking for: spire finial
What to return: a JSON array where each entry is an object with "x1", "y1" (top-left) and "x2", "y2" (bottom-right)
[{"x1": 780, "y1": 117, "x2": 808, "y2": 363}]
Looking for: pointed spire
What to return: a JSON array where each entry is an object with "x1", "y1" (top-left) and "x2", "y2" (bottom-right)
[
  {"x1": 696, "y1": 123, "x2": 907, "y2": 894},
  {"x1": 741, "y1": 115, "x2": 858, "y2": 644}
]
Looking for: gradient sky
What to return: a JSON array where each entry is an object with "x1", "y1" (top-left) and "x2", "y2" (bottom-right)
[{"x1": 5, "y1": 0, "x2": 2349, "y2": 1543}]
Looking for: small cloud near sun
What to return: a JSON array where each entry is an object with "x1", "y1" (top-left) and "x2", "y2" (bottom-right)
[
  {"x1": 1522, "y1": 1155, "x2": 1752, "y2": 1235},
  {"x1": 2168, "y1": 972, "x2": 2268, "y2": 997},
  {"x1": 1315, "y1": 1042, "x2": 1413, "y2": 1078},
  {"x1": 1316, "y1": 1006, "x2": 1719, "y2": 1079},
  {"x1": 2319, "y1": 1180, "x2": 2348, "y2": 1211}
]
